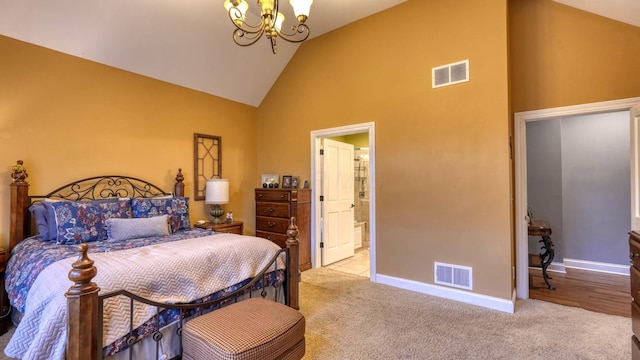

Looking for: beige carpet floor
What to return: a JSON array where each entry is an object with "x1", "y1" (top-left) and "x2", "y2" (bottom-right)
[
  {"x1": 0, "y1": 267, "x2": 631, "y2": 359},
  {"x1": 299, "y1": 268, "x2": 630, "y2": 360}
]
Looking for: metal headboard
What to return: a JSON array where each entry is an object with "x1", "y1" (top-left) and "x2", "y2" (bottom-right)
[{"x1": 29, "y1": 175, "x2": 172, "y2": 203}]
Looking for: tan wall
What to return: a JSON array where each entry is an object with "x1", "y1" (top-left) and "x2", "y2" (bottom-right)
[
  {"x1": 0, "y1": 36, "x2": 259, "y2": 248},
  {"x1": 509, "y1": 0, "x2": 640, "y2": 112},
  {"x1": 258, "y1": 0, "x2": 513, "y2": 299}
]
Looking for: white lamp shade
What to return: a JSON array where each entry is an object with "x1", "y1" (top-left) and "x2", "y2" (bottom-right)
[
  {"x1": 205, "y1": 179, "x2": 229, "y2": 204},
  {"x1": 289, "y1": 0, "x2": 312, "y2": 17}
]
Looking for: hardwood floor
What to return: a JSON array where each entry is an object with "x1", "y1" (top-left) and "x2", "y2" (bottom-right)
[{"x1": 528, "y1": 267, "x2": 631, "y2": 317}]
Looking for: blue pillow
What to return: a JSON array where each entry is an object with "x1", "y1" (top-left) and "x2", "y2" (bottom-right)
[
  {"x1": 28, "y1": 203, "x2": 50, "y2": 240},
  {"x1": 131, "y1": 197, "x2": 191, "y2": 232},
  {"x1": 42, "y1": 201, "x2": 59, "y2": 242},
  {"x1": 48, "y1": 198, "x2": 132, "y2": 244}
]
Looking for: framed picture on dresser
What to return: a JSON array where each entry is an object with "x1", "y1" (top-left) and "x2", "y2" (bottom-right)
[
  {"x1": 261, "y1": 174, "x2": 279, "y2": 188},
  {"x1": 282, "y1": 175, "x2": 292, "y2": 188},
  {"x1": 291, "y1": 176, "x2": 299, "y2": 189}
]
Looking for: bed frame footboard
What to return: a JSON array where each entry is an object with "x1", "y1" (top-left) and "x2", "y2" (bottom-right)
[{"x1": 64, "y1": 220, "x2": 301, "y2": 360}]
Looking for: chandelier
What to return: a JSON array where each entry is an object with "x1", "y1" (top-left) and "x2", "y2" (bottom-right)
[{"x1": 223, "y1": 0, "x2": 313, "y2": 54}]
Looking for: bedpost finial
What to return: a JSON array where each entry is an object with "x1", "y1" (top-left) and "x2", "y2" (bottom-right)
[
  {"x1": 66, "y1": 244, "x2": 99, "y2": 296},
  {"x1": 286, "y1": 217, "x2": 299, "y2": 240},
  {"x1": 175, "y1": 168, "x2": 184, "y2": 184},
  {"x1": 11, "y1": 160, "x2": 28, "y2": 183}
]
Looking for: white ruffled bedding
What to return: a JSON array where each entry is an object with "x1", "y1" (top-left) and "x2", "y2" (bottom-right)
[{"x1": 5, "y1": 233, "x2": 284, "y2": 360}]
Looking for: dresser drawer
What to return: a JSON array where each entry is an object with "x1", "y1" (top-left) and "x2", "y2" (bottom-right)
[
  {"x1": 256, "y1": 202, "x2": 291, "y2": 218},
  {"x1": 255, "y1": 190, "x2": 291, "y2": 202},
  {"x1": 256, "y1": 217, "x2": 291, "y2": 234},
  {"x1": 633, "y1": 266, "x2": 640, "y2": 302},
  {"x1": 633, "y1": 300, "x2": 640, "y2": 336},
  {"x1": 256, "y1": 231, "x2": 289, "y2": 248}
]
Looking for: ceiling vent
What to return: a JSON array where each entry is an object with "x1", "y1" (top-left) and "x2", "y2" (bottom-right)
[{"x1": 432, "y1": 60, "x2": 469, "y2": 88}]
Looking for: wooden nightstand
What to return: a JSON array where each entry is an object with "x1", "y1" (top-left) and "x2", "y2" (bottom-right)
[
  {"x1": 0, "y1": 247, "x2": 9, "y2": 335},
  {"x1": 194, "y1": 221, "x2": 244, "y2": 235}
]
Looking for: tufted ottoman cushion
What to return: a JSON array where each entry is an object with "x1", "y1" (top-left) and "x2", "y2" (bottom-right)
[{"x1": 182, "y1": 297, "x2": 305, "y2": 360}]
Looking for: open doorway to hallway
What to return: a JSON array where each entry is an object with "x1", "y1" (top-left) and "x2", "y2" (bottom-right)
[
  {"x1": 514, "y1": 97, "x2": 640, "y2": 300},
  {"x1": 310, "y1": 122, "x2": 376, "y2": 281}
]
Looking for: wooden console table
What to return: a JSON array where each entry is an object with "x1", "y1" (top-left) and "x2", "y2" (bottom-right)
[{"x1": 528, "y1": 220, "x2": 556, "y2": 290}]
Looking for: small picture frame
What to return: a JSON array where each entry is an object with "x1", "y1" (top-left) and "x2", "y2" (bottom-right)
[
  {"x1": 282, "y1": 175, "x2": 293, "y2": 188},
  {"x1": 261, "y1": 174, "x2": 279, "y2": 188},
  {"x1": 303, "y1": 180, "x2": 309, "y2": 189},
  {"x1": 291, "y1": 176, "x2": 299, "y2": 189}
]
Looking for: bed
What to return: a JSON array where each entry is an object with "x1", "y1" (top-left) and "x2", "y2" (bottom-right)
[{"x1": 5, "y1": 161, "x2": 301, "y2": 360}]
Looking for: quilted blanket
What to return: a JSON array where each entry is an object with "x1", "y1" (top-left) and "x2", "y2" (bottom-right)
[{"x1": 5, "y1": 233, "x2": 285, "y2": 360}]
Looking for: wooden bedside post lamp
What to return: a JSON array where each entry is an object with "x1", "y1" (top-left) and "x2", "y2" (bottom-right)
[{"x1": 205, "y1": 179, "x2": 229, "y2": 224}]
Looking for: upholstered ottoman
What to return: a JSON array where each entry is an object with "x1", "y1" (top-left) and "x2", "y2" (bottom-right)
[{"x1": 182, "y1": 298, "x2": 305, "y2": 360}]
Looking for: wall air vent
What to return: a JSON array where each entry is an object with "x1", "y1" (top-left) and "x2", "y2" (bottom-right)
[
  {"x1": 432, "y1": 60, "x2": 469, "y2": 88},
  {"x1": 434, "y1": 262, "x2": 472, "y2": 290}
]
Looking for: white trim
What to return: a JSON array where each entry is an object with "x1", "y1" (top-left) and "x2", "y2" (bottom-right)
[
  {"x1": 547, "y1": 262, "x2": 566, "y2": 274},
  {"x1": 377, "y1": 274, "x2": 515, "y2": 313},
  {"x1": 529, "y1": 262, "x2": 567, "y2": 274},
  {"x1": 310, "y1": 122, "x2": 377, "y2": 281},
  {"x1": 563, "y1": 258, "x2": 630, "y2": 275},
  {"x1": 514, "y1": 97, "x2": 640, "y2": 300}
]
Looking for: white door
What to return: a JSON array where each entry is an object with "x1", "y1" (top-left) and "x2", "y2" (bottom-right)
[
  {"x1": 631, "y1": 105, "x2": 640, "y2": 230},
  {"x1": 322, "y1": 139, "x2": 355, "y2": 265}
]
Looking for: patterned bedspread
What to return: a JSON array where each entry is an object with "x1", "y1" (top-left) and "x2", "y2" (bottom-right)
[
  {"x1": 6, "y1": 228, "x2": 213, "y2": 314},
  {"x1": 4, "y1": 232, "x2": 285, "y2": 360}
]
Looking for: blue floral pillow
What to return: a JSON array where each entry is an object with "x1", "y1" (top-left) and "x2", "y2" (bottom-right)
[
  {"x1": 49, "y1": 199, "x2": 132, "y2": 244},
  {"x1": 131, "y1": 197, "x2": 191, "y2": 232}
]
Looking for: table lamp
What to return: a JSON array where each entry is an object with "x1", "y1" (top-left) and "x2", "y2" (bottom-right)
[{"x1": 205, "y1": 179, "x2": 229, "y2": 224}]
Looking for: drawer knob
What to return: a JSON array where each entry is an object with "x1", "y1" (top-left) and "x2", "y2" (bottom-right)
[
  {"x1": 267, "y1": 222, "x2": 276, "y2": 227},
  {"x1": 267, "y1": 207, "x2": 275, "y2": 212},
  {"x1": 631, "y1": 252, "x2": 640, "y2": 259},
  {"x1": 257, "y1": 194, "x2": 263, "y2": 198},
  {"x1": 280, "y1": 195, "x2": 285, "y2": 199}
]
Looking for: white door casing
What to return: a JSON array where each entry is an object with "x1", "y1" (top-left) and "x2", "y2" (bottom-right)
[
  {"x1": 321, "y1": 138, "x2": 355, "y2": 266},
  {"x1": 514, "y1": 97, "x2": 640, "y2": 300},
  {"x1": 631, "y1": 105, "x2": 640, "y2": 231},
  {"x1": 310, "y1": 122, "x2": 376, "y2": 280}
]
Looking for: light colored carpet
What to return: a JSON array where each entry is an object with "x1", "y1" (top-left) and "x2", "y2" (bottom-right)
[
  {"x1": 299, "y1": 267, "x2": 630, "y2": 360},
  {"x1": 0, "y1": 267, "x2": 631, "y2": 359}
]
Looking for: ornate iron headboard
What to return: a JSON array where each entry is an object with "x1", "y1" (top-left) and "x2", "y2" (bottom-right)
[{"x1": 30, "y1": 175, "x2": 175, "y2": 203}]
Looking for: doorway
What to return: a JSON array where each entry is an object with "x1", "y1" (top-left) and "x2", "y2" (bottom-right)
[
  {"x1": 514, "y1": 97, "x2": 640, "y2": 299},
  {"x1": 310, "y1": 122, "x2": 376, "y2": 281}
]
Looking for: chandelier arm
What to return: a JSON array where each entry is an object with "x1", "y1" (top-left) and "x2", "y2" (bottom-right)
[
  {"x1": 228, "y1": 6, "x2": 265, "y2": 34},
  {"x1": 233, "y1": 28, "x2": 266, "y2": 47},
  {"x1": 275, "y1": 23, "x2": 310, "y2": 43}
]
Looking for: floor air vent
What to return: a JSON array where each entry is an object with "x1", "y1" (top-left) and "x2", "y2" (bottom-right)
[
  {"x1": 434, "y1": 262, "x2": 472, "y2": 290},
  {"x1": 432, "y1": 60, "x2": 469, "y2": 88}
]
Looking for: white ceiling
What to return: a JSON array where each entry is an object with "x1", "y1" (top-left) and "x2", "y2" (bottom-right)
[{"x1": 1, "y1": 0, "x2": 637, "y2": 107}]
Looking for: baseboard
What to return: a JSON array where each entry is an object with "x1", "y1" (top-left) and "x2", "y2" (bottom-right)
[
  {"x1": 563, "y1": 258, "x2": 629, "y2": 276},
  {"x1": 376, "y1": 274, "x2": 514, "y2": 314},
  {"x1": 529, "y1": 261, "x2": 566, "y2": 274}
]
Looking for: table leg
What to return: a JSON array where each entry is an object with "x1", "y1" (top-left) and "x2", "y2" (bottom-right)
[{"x1": 538, "y1": 236, "x2": 556, "y2": 290}]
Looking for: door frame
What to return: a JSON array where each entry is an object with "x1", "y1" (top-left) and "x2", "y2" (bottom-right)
[
  {"x1": 514, "y1": 97, "x2": 640, "y2": 300},
  {"x1": 310, "y1": 122, "x2": 376, "y2": 280}
]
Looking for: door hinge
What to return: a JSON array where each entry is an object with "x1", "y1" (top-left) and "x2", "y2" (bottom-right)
[
  {"x1": 320, "y1": 242, "x2": 324, "y2": 248},
  {"x1": 319, "y1": 195, "x2": 324, "y2": 201},
  {"x1": 320, "y1": 149, "x2": 324, "y2": 155}
]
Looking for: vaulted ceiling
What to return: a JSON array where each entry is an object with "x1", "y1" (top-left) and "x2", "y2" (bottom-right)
[{"x1": 1, "y1": 0, "x2": 638, "y2": 107}]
